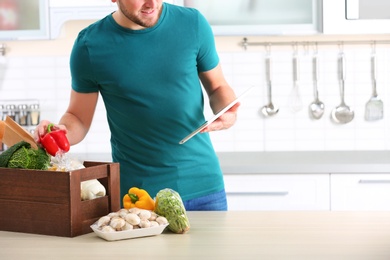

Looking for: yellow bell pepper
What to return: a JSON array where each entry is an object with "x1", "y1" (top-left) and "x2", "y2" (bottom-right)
[{"x1": 123, "y1": 187, "x2": 155, "y2": 210}]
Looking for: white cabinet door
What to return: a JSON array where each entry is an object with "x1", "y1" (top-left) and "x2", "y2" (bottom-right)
[
  {"x1": 0, "y1": 0, "x2": 50, "y2": 40},
  {"x1": 49, "y1": 0, "x2": 116, "y2": 7},
  {"x1": 331, "y1": 173, "x2": 390, "y2": 210},
  {"x1": 172, "y1": 0, "x2": 320, "y2": 35},
  {"x1": 49, "y1": 0, "x2": 117, "y2": 39},
  {"x1": 224, "y1": 174, "x2": 330, "y2": 211},
  {"x1": 50, "y1": 0, "x2": 171, "y2": 7},
  {"x1": 323, "y1": 0, "x2": 390, "y2": 34}
]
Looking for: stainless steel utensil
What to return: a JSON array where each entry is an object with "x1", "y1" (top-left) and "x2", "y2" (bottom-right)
[
  {"x1": 289, "y1": 48, "x2": 303, "y2": 113},
  {"x1": 261, "y1": 54, "x2": 279, "y2": 117},
  {"x1": 365, "y1": 51, "x2": 383, "y2": 121},
  {"x1": 331, "y1": 52, "x2": 354, "y2": 124},
  {"x1": 309, "y1": 54, "x2": 325, "y2": 119}
]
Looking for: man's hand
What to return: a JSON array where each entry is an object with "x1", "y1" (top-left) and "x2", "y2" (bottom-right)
[
  {"x1": 34, "y1": 120, "x2": 68, "y2": 144},
  {"x1": 201, "y1": 102, "x2": 240, "y2": 133}
]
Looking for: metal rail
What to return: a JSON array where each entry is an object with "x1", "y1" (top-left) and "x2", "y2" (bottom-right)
[{"x1": 240, "y1": 37, "x2": 390, "y2": 50}]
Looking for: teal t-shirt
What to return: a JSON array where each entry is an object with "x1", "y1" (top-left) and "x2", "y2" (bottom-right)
[{"x1": 70, "y1": 3, "x2": 224, "y2": 201}]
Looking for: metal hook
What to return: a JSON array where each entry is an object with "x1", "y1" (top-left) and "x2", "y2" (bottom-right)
[
  {"x1": 338, "y1": 42, "x2": 344, "y2": 53},
  {"x1": 371, "y1": 41, "x2": 376, "y2": 55},
  {"x1": 265, "y1": 43, "x2": 271, "y2": 56},
  {"x1": 241, "y1": 37, "x2": 248, "y2": 51},
  {"x1": 313, "y1": 42, "x2": 318, "y2": 55},
  {"x1": 0, "y1": 43, "x2": 6, "y2": 56},
  {"x1": 292, "y1": 42, "x2": 299, "y2": 56},
  {"x1": 303, "y1": 42, "x2": 311, "y2": 55}
]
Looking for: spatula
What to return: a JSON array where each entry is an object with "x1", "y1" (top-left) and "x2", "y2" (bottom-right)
[{"x1": 365, "y1": 52, "x2": 383, "y2": 121}]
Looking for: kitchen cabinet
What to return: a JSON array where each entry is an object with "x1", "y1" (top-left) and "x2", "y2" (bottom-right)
[
  {"x1": 49, "y1": 0, "x2": 116, "y2": 7},
  {"x1": 217, "y1": 152, "x2": 390, "y2": 211},
  {"x1": 0, "y1": 0, "x2": 117, "y2": 40},
  {"x1": 0, "y1": 0, "x2": 50, "y2": 40},
  {"x1": 224, "y1": 173, "x2": 330, "y2": 210},
  {"x1": 323, "y1": 0, "x2": 390, "y2": 34},
  {"x1": 49, "y1": 0, "x2": 117, "y2": 39},
  {"x1": 172, "y1": 0, "x2": 321, "y2": 35},
  {"x1": 331, "y1": 173, "x2": 390, "y2": 210}
]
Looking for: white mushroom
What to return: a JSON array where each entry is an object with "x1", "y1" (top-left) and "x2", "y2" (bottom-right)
[
  {"x1": 138, "y1": 209, "x2": 152, "y2": 220},
  {"x1": 128, "y1": 207, "x2": 141, "y2": 214},
  {"x1": 150, "y1": 221, "x2": 159, "y2": 228},
  {"x1": 120, "y1": 222, "x2": 134, "y2": 231},
  {"x1": 149, "y1": 211, "x2": 158, "y2": 221},
  {"x1": 97, "y1": 216, "x2": 111, "y2": 228},
  {"x1": 108, "y1": 212, "x2": 119, "y2": 218},
  {"x1": 156, "y1": 216, "x2": 168, "y2": 225},
  {"x1": 118, "y1": 208, "x2": 129, "y2": 218},
  {"x1": 110, "y1": 216, "x2": 126, "y2": 230},
  {"x1": 101, "y1": 225, "x2": 116, "y2": 232},
  {"x1": 139, "y1": 219, "x2": 151, "y2": 228},
  {"x1": 125, "y1": 213, "x2": 141, "y2": 226}
]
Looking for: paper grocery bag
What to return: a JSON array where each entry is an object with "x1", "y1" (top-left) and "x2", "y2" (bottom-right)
[{"x1": 0, "y1": 116, "x2": 37, "y2": 149}]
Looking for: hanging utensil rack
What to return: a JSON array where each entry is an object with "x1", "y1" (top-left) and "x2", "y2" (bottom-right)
[{"x1": 240, "y1": 37, "x2": 390, "y2": 50}]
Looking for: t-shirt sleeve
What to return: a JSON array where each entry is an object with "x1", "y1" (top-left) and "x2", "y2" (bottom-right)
[
  {"x1": 196, "y1": 11, "x2": 219, "y2": 73},
  {"x1": 70, "y1": 31, "x2": 99, "y2": 93}
]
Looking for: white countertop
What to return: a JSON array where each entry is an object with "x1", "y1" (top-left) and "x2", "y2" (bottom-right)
[
  {"x1": 77, "y1": 151, "x2": 390, "y2": 174},
  {"x1": 1, "y1": 211, "x2": 390, "y2": 259}
]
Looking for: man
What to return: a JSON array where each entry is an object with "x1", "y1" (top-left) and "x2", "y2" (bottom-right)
[{"x1": 35, "y1": 0, "x2": 239, "y2": 210}]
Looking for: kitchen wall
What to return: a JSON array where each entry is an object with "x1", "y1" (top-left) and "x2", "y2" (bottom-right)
[{"x1": 0, "y1": 20, "x2": 390, "y2": 154}]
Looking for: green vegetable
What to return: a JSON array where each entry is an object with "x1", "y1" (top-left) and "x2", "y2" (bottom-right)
[
  {"x1": 154, "y1": 188, "x2": 190, "y2": 234},
  {"x1": 0, "y1": 141, "x2": 50, "y2": 170},
  {"x1": 8, "y1": 146, "x2": 50, "y2": 170},
  {"x1": 0, "y1": 141, "x2": 31, "y2": 167}
]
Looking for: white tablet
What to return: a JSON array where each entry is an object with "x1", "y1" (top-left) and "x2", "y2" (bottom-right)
[{"x1": 179, "y1": 86, "x2": 254, "y2": 144}]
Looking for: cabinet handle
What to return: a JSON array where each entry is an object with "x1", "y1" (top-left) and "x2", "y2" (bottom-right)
[
  {"x1": 226, "y1": 191, "x2": 289, "y2": 196},
  {"x1": 359, "y1": 180, "x2": 390, "y2": 184}
]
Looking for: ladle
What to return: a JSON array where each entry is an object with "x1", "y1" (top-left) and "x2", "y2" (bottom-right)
[
  {"x1": 331, "y1": 52, "x2": 354, "y2": 124},
  {"x1": 261, "y1": 53, "x2": 279, "y2": 117},
  {"x1": 309, "y1": 53, "x2": 325, "y2": 119}
]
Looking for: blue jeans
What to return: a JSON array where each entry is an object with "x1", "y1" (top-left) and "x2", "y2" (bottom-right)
[{"x1": 183, "y1": 189, "x2": 228, "y2": 211}]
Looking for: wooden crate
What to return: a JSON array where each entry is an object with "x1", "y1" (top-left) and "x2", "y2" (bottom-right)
[{"x1": 0, "y1": 161, "x2": 120, "y2": 237}]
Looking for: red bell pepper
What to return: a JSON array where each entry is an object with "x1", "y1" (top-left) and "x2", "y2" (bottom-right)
[{"x1": 40, "y1": 123, "x2": 70, "y2": 156}]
